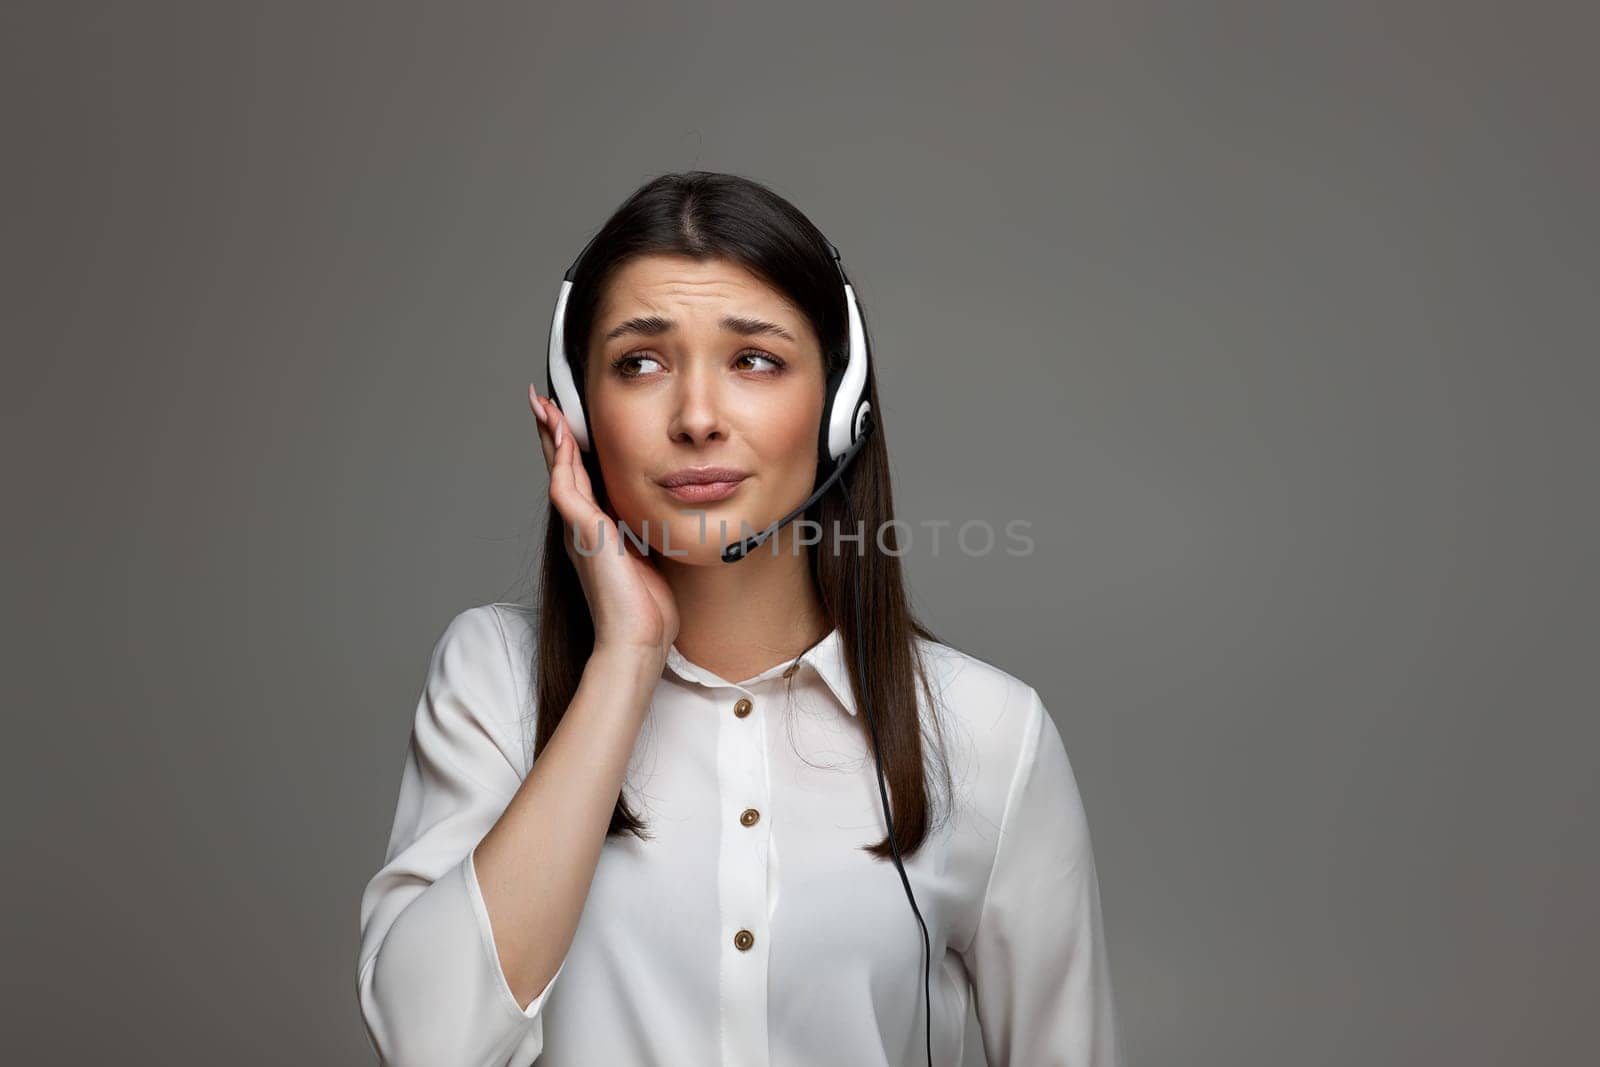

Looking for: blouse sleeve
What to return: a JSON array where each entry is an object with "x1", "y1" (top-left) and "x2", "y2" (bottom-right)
[
  {"x1": 962, "y1": 685, "x2": 1124, "y2": 1066},
  {"x1": 356, "y1": 605, "x2": 565, "y2": 1067}
]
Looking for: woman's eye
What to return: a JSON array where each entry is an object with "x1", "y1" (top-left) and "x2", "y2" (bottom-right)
[
  {"x1": 736, "y1": 351, "x2": 785, "y2": 373},
  {"x1": 611, "y1": 354, "x2": 663, "y2": 378}
]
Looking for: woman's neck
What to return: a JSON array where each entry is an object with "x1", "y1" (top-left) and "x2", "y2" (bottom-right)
[{"x1": 655, "y1": 537, "x2": 831, "y2": 685}]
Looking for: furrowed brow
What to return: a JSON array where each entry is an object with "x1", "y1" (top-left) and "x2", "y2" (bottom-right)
[
  {"x1": 719, "y1": 315, "x2": 798, "y2": 343},
  {"x1": 601, "y1": 314, "x2": 799, "y2": 344},
  {"x1": 602, "y1": 315, "x2": 673, "y2": 343}
]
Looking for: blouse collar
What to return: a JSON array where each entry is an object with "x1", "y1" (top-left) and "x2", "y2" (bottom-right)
[{"x1": 663, "y1": 627, "x2": 858, "y2": 717}]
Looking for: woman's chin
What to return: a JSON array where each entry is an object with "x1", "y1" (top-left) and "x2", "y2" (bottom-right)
[{"x1": 623, "y1": 510, "x2": 764, "y2": 565}]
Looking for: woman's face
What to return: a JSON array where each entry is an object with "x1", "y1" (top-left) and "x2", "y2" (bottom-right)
[{"x1": 583, "y1": 253, "x2": 827, "y2": 564}]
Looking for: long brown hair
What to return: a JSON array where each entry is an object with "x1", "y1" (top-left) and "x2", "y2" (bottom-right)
[{"x1": 527, "y1": 171, "x2": 952, "y2": 860}]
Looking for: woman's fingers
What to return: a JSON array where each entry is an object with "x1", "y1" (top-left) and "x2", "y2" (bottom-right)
[
  {"x1": 545, "y1": 401, "x2": 603, "y2": 511},
  {"x1": 529, "y1": 390, "x2": 596, "y2": 504},
  {"x1": 528, "y1": 388, "x2": 597, "y2": 560},
  {"x1": 530, "y1": 389, "x2": 624, "y2": 555},
  {"x1": 528, "y1": 386, "x2": 555, "y2": 471},
  {"x1": 545, "y1": 401, "x2": 615, "y2": 556}
]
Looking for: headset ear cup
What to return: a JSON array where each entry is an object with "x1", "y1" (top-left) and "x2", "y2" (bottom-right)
[
  {"x1": 546, "y1": 278, "x2": 593, "y2": 452},
  {"x1": 562, "y1": 396, "x2": 593, "y2": 452},
  {"x1": 546, "y1": 372, "x2": 592, "y2": 452}
]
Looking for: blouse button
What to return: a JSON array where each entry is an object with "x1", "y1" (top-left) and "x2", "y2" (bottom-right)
[
  {"x1": 733, "y1": 697, "x2": 753, "y2": 718},
  {"x1": 733, "y1": 929, "x2": 755, "y2": 951},
  {"x1": 739, "y1": 807, "x2": 760, "y2": 827}
]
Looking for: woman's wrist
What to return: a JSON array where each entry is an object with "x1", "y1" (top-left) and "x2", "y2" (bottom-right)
[{"x1": 587, "y1": 641, "x2": 668, "y2": 691}]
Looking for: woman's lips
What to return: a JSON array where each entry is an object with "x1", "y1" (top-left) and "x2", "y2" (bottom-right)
[{"x1": 661, "y1": 479, "x2": 746, "y2": 503}]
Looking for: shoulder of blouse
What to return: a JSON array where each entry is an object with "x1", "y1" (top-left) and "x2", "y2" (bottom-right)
[
  {"x1": 420, "y1": 603, "x2": 538, "y2": 768},
  {"x1": 909, "y1": 633, "x2": 1052, "y2": 815},
  {"x1": 911, "y1": 632, "x2": 1043, "y2": 726},
  {"x1": 484, "y1": 601, "x2": 537, "y2": 658}
]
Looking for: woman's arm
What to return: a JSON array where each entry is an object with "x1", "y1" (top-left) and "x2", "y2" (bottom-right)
[
  {"x1": 961, "y1": 685, "x2": 1125, "y2": 1066},
  {"x1": 355, "y1": 607, "x2": 660, "y2": 1067},
  {"x1": 471, "y1": 641, "x2": 662, "y2": 1007},
  {"x1": 356, "y1": 392, "x2": 678, "y2": 1065},
  {"x1": 473, "y1": 391, "x2": 677, "y2": 1014}
]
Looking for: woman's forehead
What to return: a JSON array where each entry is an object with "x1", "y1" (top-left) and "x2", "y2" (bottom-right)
[
  {"x1": 602, "y1": 254, "x2": 779, "y2": 304},
  {"x1": 593, "y1": 254, "x2": 813, "y2": 343}
]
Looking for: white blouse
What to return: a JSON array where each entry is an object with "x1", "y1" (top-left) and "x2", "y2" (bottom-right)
[{"x1": 357, "y1": 603, "x2": 1123, "y2": 1066}]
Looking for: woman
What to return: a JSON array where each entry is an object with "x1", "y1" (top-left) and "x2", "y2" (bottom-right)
[{"x1": 356, "y1": 171, "x2": 1123, "y2": 1066}]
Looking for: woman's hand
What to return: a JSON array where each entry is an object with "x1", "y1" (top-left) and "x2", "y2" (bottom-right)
[{"x1": 529, "y1": 386, "x2": 680, "y2": 663}]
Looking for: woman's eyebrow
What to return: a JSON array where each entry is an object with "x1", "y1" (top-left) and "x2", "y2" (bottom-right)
[{"x1": 602, "y1": 314, "x2": 798, "y2": 344}]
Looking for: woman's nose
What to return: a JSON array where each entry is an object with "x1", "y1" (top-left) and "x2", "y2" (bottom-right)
[{"x1": 669, "y1": 366, "x2": 727, "y2": 444}]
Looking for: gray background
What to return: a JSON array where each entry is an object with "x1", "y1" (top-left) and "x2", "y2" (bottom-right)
[{"x1": 4, "y1": 2, "x2": 1595, "y2": 1064}]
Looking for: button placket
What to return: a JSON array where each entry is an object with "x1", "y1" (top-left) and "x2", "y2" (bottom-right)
[{"x1": 716, "y1": 684, "x2": 772, "y2": 1066}]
